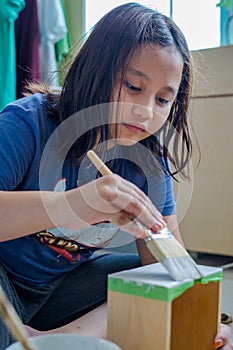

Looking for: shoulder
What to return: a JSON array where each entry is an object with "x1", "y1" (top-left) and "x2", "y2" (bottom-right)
[
  {"x1": 1, "y1": 93, "x2": 46, "y2": 115},
  {"x1": 0, "y1": 93, "x2": 58, "y2": 158},
  {"x1": 0, "y1": 93, "x2": 56, "y2": 132}
]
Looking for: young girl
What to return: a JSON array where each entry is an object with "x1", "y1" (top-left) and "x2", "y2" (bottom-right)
[{"x1": 0, "y1": 3, "x2": 231, "y2": 349}]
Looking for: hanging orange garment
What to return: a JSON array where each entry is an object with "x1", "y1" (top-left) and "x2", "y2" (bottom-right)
[
  {"x1": 0, "y1": 0, "x2": 25, "y2": 110},
  {"x1": 15, "y1": 0, "x2": 40, "y2": 98}
]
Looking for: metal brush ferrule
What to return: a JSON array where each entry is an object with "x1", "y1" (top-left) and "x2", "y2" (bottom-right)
[{"x1": 132, "y1": 218, "x2": 153, "y2": 242}]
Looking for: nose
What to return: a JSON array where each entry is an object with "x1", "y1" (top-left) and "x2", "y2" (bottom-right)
[{"x1": 132, "y1": 102, "x2": 154, "y2": 121}]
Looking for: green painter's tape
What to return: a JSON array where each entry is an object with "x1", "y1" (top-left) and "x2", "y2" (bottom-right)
[
  {"x1": 108, "y1": 277, "x2": 194, "y2": 302},
  {"x1": 195, "y1": 271, "x2": 223, "y2": 285},
  {"x1": 108, "y1": 271, "x2": 222, "y2": 303}
]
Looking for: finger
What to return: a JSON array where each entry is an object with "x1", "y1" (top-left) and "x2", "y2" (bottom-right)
[
  {"x1": 215, "y1": 324, "x2": 232, "y2": 349},
  {"x1": 109, "y1": 178, "x2": 164, "y2": 227},
  {"x1": 110, "y1": 212, "x2": 148, "y2": 239},
  {"x1": 111, "y1": 208, "x2": 166, "y2": 238},
  {"x1": 79, "y1": 175, "x2": 165, "y2": 231},
  {"x1": 116, "y1": 178, "x2": 162, "y2": 219},
  {"x1": 96, "y1": 174, "x2": 162, "y2": 226},
  {"x1": 111, "y1": 197, "x2": 164, "y2": 233}
]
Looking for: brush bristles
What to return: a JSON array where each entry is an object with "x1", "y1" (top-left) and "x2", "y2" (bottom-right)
[{"x1": 146, "y1": 235, "x2": 202, "y2": 281}]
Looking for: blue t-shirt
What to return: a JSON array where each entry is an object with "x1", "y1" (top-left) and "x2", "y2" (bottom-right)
[{"x1": 0, "y1": 93, "x2": 176, "y2": 286}]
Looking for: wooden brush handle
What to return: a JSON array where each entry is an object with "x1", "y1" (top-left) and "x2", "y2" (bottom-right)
[
  {"x1": 87, "y1": 150, "x2": 146, "y2": 227},
  {"x1": 0, "y1": 286, "x2": 35, "y2": 350},
  {"x1": 87, "y1": 150, "x2": 113, "y2": 176}
]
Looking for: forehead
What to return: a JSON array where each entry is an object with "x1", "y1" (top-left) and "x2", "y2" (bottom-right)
[{"x1": 125, "y1": 44, "x2": 184, "y2": 86}]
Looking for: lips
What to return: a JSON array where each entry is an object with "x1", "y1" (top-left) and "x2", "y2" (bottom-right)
[{"x1": 123, "y1": 123, "x2": 145, "y2": 134}]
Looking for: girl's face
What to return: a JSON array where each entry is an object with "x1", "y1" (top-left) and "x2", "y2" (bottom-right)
[{"x1": 111, "y1": 44, "x2": 184, "y2": 146}]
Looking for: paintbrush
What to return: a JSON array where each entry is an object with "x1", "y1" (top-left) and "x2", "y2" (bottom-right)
[
  {"x1": 0, "y1": 286, "x2": 36, "y2": 350},
  {"x1": 87, "y1": 150, "x2": 203, "y2": 281}
]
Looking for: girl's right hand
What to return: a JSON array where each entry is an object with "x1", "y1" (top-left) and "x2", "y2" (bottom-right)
[{"x1": 59, "y1": 174, "x2": 165, "y2": 238}]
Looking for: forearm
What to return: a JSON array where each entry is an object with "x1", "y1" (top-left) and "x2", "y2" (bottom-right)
[
  {"x1": 0, "y1": 191, "x2": 61, "y2": 241},
  {"x1": 163, "y1": 214, "x2": 185, "y2": 246},
  {"x1": 0, "y1": 187, "x2": 110, "y2": 242},
  {"x1": 136, "y1": 239, "x2": 157, "y2": 265},
  {"x1": 0, "y1": 175, "x2": 166, "y2": 243}
]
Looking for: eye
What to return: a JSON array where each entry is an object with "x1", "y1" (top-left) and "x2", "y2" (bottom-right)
[
  {"x1": 125, "y1": 81, "x2": 141, "y2": 92},
  {"x1": 156, "y1": 96, "x2": 169, "y2": 105}
]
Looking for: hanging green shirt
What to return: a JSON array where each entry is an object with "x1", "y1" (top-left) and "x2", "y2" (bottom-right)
[{"x1": 0, "y1": 0, "x2": 25, "y2": 111}]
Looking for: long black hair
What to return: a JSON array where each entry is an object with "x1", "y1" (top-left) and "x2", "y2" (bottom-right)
[{"x1": 28, "y1": 2, "x2": 194, "y2": 179}]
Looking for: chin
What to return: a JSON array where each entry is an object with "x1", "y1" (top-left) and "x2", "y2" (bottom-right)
[{"x1": 116, "y1": 138, "x2": 139, "y2": 146}]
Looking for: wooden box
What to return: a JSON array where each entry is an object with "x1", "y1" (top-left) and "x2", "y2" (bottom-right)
[{"x1": 107, "y1": 263, "x2": 222, "y2": 350}]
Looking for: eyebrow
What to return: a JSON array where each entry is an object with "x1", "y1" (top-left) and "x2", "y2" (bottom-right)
[
  {"x1": 127, "y1": 68, "x2": 178, "y2": 95},
  {"x1": 127, "y1": 68, "x2": 150, "y2": 81}
]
